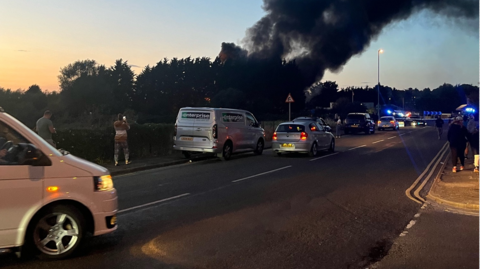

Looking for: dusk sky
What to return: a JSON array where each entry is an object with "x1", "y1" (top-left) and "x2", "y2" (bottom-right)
[{"x1": 0, "y1": 0, "x2": 478, "y2": 92}]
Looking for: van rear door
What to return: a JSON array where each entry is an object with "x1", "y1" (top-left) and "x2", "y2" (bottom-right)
[{"x1": 192, "y1": 110, "x2": 214, "y2": 149}]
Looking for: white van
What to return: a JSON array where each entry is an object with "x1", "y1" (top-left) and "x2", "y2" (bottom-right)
[
  {"x1": 0, "y1": 108, "x2": 117, "y2": 260},
  {"x1": 173, "y1": 107, "x2": 265, "y2": 160}
]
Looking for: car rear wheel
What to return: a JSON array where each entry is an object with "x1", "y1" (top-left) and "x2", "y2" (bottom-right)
[
  {"x1": 218, "y1": 142, "x2": 232, "y2": 161},
  {"x1": 328, "y1": 139, "x2": 335, "y2": 152},
  {"x1": 253, "y1": 139, "x2": 264, "y2": 155},
  {"x1": 309, "y1": 142, "x2": 318, "y2": 157},
  {"x1": 27, "y1": 205, "x2": 84, "y2": 260}
]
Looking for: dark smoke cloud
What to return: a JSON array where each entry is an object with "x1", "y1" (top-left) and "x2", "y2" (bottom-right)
[
  {"x1": 219, "y1": 42, "x2": 248, "y2": 63},
  {"x1": 221, "y1": 0, "x2": 478, "y2": 87}
]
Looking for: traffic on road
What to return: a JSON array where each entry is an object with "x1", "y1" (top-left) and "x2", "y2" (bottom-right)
[{"x1": 1, "y1": 107, "x2": 455, "y2": 269}]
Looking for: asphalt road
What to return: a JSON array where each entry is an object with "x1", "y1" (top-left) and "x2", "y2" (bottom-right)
[{"x1": 1, "y1": 124, "x2": 461, "y2": 269}]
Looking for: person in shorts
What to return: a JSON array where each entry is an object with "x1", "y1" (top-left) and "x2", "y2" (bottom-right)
[{"x1": 114, "y1": 113, "x2": 131, "y2": 166}]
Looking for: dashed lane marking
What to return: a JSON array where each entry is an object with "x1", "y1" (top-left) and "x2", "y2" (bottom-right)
[
  {"x1": 310, "y1": 152, "x2": 339, "y2": 161},
  {"x1": 232, "y1": 166, "x2": 292, "y2": 183},
  {"x1": 387, "y1": 136, "x2": 396, "y2": 139},
  {"x1": 347, "y1": 145, "x2": 367, "y2": 151},
  {"x1": 118, "y1": 193, "x2": 191, "y2": 214},
  {"x1": 372, "y1": 140, "x2": 384, "y2": 144}
]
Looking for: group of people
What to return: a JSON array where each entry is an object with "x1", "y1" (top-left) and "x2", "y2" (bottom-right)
[
  {"x1": 442, "y1": 115, "x2": 479, "y2": 173},
  {"x1": 33, "y1": 111, "x2": 132, "y2": 166}
]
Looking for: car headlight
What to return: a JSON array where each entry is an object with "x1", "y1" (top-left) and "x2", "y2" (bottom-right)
[{"x1": 94, "y1": 175, "x2": 114, "y2": 191}]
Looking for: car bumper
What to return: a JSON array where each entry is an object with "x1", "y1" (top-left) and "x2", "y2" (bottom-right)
[
  {"x1": 173, "y1": 145, "x2": 220, "y2": 153},
  {"x1": 93, "y1": 189, "x2": 118, "y2": 236},
  {"x1": 272, "y1": 141, "x2": 311, "y2": 153}
]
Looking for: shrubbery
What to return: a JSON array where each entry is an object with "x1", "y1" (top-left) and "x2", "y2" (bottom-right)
[{"x1": 54, "y1": 123, "x2": 174, "y2": 164}]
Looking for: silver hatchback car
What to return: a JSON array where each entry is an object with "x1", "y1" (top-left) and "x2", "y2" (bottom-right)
[
  {"x1": 377, "y1": 116, "x2": 399, "y2": 131},
  {"x1": 272, "y1": 121, "x2": 335, "y2": 156}
]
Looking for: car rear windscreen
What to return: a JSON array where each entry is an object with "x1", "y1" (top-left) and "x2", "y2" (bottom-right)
[
  {"x1": 276, "y1": 124, "x2": 305, "y2": 132},
  {"x1": 380, "y1": 117, "x2": 393, "y2": 121},
  {"x1": 347, "y1": 115, "x2": 365, "y2": 120}
]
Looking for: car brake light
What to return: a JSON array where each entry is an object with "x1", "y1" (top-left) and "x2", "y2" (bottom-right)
[
  {"x1": 378, "y1": 121, "x2": 381, "y2": 125},
  {"x1": 212, "y1": 124, "x2": 218, "y2": 139},
  {"x1": 390, "y1": 121, "x2": 395, "y2": 124},
  {"x1": 174, "y1": 124, "x2": 177, "y2": 136},
  {"x1": 273, "y1": 132, "x2": 277, "y2": 140},
  {"x1": 301, "y1": 132, "x2": 308, "y2": 140}
]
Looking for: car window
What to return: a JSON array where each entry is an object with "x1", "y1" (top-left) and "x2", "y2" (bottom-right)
[
  {"x1": 276, "y1": 124, "x2": 305, "y2": 132},
  {"x1": 309, "y1": 123, "x2": 322, "y2": 132},
  {"x1": 347, "y1": 115, "x2": 365, "y2": 120},
  {"x1": 0, "y1": 121, "x2": 30, "y2": 165},
  {"x1": 245, "y1": 113, "x2": 258, "y2": 127}
]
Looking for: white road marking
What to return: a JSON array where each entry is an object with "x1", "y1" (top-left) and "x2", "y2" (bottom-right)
[
  {"x1": 387, "y1": 136, "x2": 396, "y2": 139},
  {"x1": 232, "y1": 166, "x2": 292, "y2": 183},
  {"x1": 347, "y1": 145, "x2": 367, "y2": 151},
  {"x1": 310, "y1": 152, "x2": 339, "y2": 161},
  {"x1": 405, "y1": 142, "x2": 449, "y2": 204},
  {"x1": 118, "y1": 193, "x2": 191, "y2": 213},
  {"x1": 414, "y1": 213, "x2": 421, "y2": 218},
  {"x1": 372, "y1": 140, "x2": 384, "y2": 144},
  {"x1": 406, "y1": 220, "x2": 417, "y2": 229}
]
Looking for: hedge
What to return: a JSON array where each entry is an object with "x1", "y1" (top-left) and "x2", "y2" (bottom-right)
[{"x1": 54, "y1": 123, "x2": 174, "y2": 164}]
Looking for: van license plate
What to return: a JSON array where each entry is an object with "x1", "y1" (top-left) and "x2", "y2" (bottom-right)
[
  {"x1": 181, "y1": 137, "x2": 193, "y2": 141},
  {"x1": 281, "y1": 143, "x2": 293, "y2": 148}
]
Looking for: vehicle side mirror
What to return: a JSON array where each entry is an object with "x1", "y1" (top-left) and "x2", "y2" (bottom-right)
[{"x1": 325, "y1": 126, "x2": 332, "y2": 132}]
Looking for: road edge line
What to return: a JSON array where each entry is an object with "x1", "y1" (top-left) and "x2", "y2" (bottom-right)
[
  {"x1": 413, "y1": 145, "x2": 449, "y2": 202},
  {"x1": 405, "y1": 142, "x2": 448, "y2": 204}
]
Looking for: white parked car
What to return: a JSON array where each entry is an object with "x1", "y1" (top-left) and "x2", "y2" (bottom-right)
[{"x1": 0, "y1": 108, "x2": 117, "y2": 260}]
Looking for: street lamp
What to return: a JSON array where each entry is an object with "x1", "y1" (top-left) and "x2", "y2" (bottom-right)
[{"x1": 377, "y1": 49, "x2": 383, "y2": 117}]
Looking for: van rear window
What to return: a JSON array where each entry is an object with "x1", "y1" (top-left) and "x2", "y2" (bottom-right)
[{"x1": 276, "y1": 124, "x2": 305, "y2": 132}]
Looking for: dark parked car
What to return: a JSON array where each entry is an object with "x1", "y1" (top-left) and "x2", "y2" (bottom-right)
[{"x1": 344, "y1": 113, "x2": 376, "y2": 134}]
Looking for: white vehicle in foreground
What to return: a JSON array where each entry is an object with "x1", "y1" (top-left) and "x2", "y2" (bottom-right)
[{"x1": 0, "y1": 108, "x2": 117, "y2": 260}]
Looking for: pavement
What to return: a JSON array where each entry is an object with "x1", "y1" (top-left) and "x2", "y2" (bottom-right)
[{"x1": 427, "y1": 148, "x2": 479, "y2": 213}]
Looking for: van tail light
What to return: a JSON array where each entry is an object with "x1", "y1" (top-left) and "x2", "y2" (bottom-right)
[
  {"x1": 174, "y1": 124, "x2": 177, "y2": 136},
  {"x1": 300, "y1": 132, "x2": 308, "y2": 140},
  {"x1": 378, "y1": 121, "x2": 381, "y2": 125},
  {"x1": 273, "y1": 132, "x2": 277, "y2": 140},
  {"x1": 390, "y1": 121, "x2": 395, "y2": 124},
  {"x1": 212, "y1": 124, "x2": 218, "y2": 139}
]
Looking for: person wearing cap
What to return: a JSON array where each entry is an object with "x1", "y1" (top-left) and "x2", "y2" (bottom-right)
[{"x1": 447, "y1": 116, "x2": 469, "y2": 172}]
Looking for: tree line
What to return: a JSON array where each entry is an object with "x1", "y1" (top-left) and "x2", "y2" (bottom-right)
[{"x1": 0, "y1": 57, "x2": 478, "y2": 129}]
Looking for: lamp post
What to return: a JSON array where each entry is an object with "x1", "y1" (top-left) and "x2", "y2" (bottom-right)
[{"x1": 377, "y1": 49, "x2": 384, "y2": 117}]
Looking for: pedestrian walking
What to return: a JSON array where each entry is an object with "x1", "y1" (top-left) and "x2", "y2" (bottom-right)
[
  {"x1": 336, "y1": 117, "x2": 342, "y2": 138},
  {"x1": 447, "y1": 116, "x2": 469, "y2": 173},
  {"x1": 469, "y1": 126, "x2": 479, "y2": 173},
  {"x1": 36, "y1": 110, "x2": 56, "y2": 147},
  {"x1": 435, "y1": 116, "x2": 444, "y2": 139},
  {"x1": 114, "y1": 113, "x2": 131, "y2": 166}
]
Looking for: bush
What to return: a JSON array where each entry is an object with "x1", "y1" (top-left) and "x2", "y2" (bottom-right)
[{"x1": 54, "y1": 123, "x2": 174, "y2": 164}]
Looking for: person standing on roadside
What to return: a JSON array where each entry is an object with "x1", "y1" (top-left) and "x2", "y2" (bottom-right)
[
  {"x1": 435, "y1": 116, "x2": 444, "y2": 139},
  {"x1": 447, "y1": 116, "x2": 469, "y2": 173},
  {"x1": 114, "y1": 113, "x2": 131, "y2": 166},
  {"x1": 336, "y1": 117, "x2": 342, "y2": 138},
  {"x1": 36, "y1": 110, "x2": 56, "y2": 147}
]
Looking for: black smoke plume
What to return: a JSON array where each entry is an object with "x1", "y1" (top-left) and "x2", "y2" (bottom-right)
[{"x1": 220, "y1": 0, "x2": 478, "y2": 87}]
